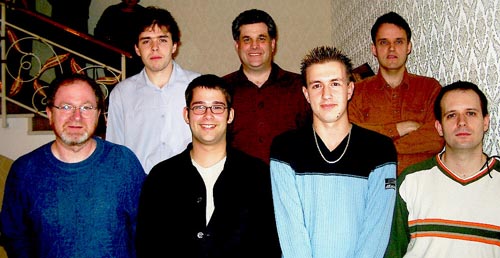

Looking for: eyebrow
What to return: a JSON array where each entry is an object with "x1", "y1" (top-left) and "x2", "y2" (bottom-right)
[
  {"x1": 377, "y1": 37, "x2": 406, "y2": 41},
  {"x1": 444, "y1": 107, "x2": 480, "y2": 114},
  {"x1": 139, "y1": 35, "x2": 170, "y2": 41},
  {"x1": 241, "y1": 34, "x2": 268, "y2": 38},
  {"x1": 191, "y1": 100, "x2": 226, "y2": 105},
  {"x1": 58, "y1": 101, "x2": 96, "y2": 106},
  {"x1": 309, "y1": 77, "x2": 344, "y2": 84}
]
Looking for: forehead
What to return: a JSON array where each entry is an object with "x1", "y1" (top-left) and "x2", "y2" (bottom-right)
[
  {"x1": 376, "y1": 23, "x2": 407, "y2": 39},
  {"x1": 54, "y1": 80, "x2": 96, "y2": 102},
  {"x1": 191, "y1": 87, "x2": 226, "y2": 103},
  {"x1": 306, "y1": 61, "x2": 348, "y2": 82},
  {"x1": 239, "y1": 23, "x2": 269, "y2": 37},
  {"x1": 140, "y1": 24, "x2": 170, "y2": 37},
  {"x1": 441, "y1": 90, "x2": 481, "y2": 111}
]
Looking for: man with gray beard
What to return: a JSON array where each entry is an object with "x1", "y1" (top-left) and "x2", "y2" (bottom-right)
[{"x1": 0, "y1": 73, "x2": 145, "y2": 258}]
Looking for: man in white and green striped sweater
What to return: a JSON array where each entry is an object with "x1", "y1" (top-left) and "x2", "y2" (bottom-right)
[{"x1": 385, "y1": 81, "x2": 500, "y2": 257}]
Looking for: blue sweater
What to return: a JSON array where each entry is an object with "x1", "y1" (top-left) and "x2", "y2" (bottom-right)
[
  {"x1": 0, "y1": 137, "x2": 145, "y2": 258},
  {"x1": 270, "y1": 124, "x2": 397, "y2": 258}
]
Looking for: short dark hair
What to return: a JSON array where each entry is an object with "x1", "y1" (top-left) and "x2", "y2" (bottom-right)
[
  {"x1": 231, "y1": 9, "x2": 277, "y2": 41},
  {"x1": 300, "y1": 46, "x2": 353, "y2": 86},
  {"x1": 135, "y1": 6, "x2": 180, "y2": 44},
  {"x1": 185, "y1": 74, "x2": 234, "y2": 109},
  {"x1": 434, "y1": 80, "x2": 488, "y2": 122},
  {"x1": 371, "y1": 11, "x2": 411, "y2": 44},
  {"x1": 46, "y1": 73, "x2": 105, "y2": 111}
]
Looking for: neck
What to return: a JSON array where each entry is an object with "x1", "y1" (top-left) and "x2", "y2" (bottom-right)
[
  {"x1": 379, "y1": 67, "x2": 405, "y2": 88},
  {"x1": 441, "y1": 148, "x2": 486, "y2": 178},
  {"x1": 190, "y1": 142, "x2": 227, "y2": 168},
  {"x1": 242, "y1": 65, "x2": 271, "y2": 87},
  {"x1": 313, "y1": 121, "x2": 352, "y2": 151},
  {"x1": 145, "y1": 62, "x2": 173, "y2": 88},
  {"x1": 51, "y1": 138, "x2": 96, "y2": 163},
  {"x1": 121, "y1": 6, "x2": 135, "y2": 12}
]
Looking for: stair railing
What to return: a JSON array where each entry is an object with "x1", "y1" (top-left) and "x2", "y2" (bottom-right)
[{"x1": 1, "y1": 1, "x2": 131, "y2": 129}]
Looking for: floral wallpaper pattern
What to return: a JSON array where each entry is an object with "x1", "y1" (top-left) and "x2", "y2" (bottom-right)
[{"x1": 334, "y1": 0, "x2": 499, "y2": 156}]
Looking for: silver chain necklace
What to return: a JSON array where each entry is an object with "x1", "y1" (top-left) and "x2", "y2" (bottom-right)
[{"x1": 313, "y1": 126, "x2": 351, "y2": 164}]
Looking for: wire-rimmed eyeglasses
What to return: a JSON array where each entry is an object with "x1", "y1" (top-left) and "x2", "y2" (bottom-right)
[
  {"x1": 190, "y1": 105, "x2": 227, "y2": 115},
  {"x1": 53, "y1": 104, "x2": 98, "y2": 118}
]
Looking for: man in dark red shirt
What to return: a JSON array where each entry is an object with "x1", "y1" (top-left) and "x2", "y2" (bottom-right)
[{"x1": 223, "y1": 9, "x2": 310, "y2": 164}]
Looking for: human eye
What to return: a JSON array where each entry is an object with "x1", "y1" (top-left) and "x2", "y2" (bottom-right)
[
  {"x1": 258, "y1": 36, "x2": 267, "y2": 42},
  {"x1": 466, "y1": 111, "x2": 477, "y2": 117},
  {"x1": 379, "y1": 40, "x2": 388, "y2": 45},
  {"x1": 445, "y1": 113, "x2": 456, "y2": 119},
  {"x1": 61, "y1": 104, "x2": 73, "y2": 111},
  {"x1": 212, "y1": 105, "x2": 226, "y2": 112},
  {"x1": 80, "y1": 105, "x2": 95, "y2": 112},
  {"x1": 160, "y1": 38, "x2": 169, "y2": 44},
  {"x1": 139, "y1": 40, "x2": 148, "y2": 46},
  {"x1": 190, "y1": 105, "x2": 205, "y2": 115},
  {"x1": 332, "y1": 81, "x2": 342, "y2": 87},
  {"x1": 310, "y1": 83, "x2": 321, "y2": 90}
]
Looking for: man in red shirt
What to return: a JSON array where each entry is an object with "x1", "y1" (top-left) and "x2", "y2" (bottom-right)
[
  {"x1": 223, "y1": 9, "x2": 310, "y2": 164},
  {"x1": 349, "y1": 12, "x2": 444, "y2": 175}
]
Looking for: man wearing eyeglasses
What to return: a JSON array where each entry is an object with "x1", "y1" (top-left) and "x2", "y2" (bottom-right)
[
  {"x1": 0, "y1": 73, "x2": 145, "y2": 258},
  {"x1": 136, "y1": 74, "x2": 281, "y2": 258}
]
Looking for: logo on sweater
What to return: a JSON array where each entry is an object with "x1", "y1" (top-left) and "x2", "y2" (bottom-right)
[{"x1": 385, "y1": 178, "x2": 396, "y2": 190}]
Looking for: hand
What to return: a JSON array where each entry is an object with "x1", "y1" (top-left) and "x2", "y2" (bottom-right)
[{"x1": 396, "y1": 121, "x2": 421, "y2": 137}]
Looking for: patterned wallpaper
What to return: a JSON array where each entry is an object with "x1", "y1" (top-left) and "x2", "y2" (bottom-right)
[
  {"x1": 333, "y1": 0, "x2": 499, "y2": 156},
  {"x1": 88, "y1": 0, "x2": 499, "y2": 156}
]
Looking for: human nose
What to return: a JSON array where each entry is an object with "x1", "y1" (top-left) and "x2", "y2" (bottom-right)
[
  {"x1": 457, "y1": 114, "x2": 467, "y2": 127},
  {"x1": 388, "y1": 42, "x2": 395, "y2": 51},
  {"x1": 70, "y1": 107, "x2": 83, "y2": 120},
  {"x1": 250, "y1": 40, "x2": 258, "y2": 49},
  {"x1": 322, "y1": 86, "x2": 333, "y2": 99},
  {"x1": 151, "y1": 39, "x2": 159, "y2": 51},
  {"x1": 202, "y1": 108, "x2": 216, "y2": 118}
]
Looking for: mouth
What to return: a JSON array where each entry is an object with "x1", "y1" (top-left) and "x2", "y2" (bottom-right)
[
  {"x1": 455, "y1": 131, "x2": 471, "y2": 137},
  {"x1": 201, "y1": 124, "x2": 216, "y2": 129},
  {"x1": 66, "y1": 125, "x2": 84, "y2": 130},
  {"x1": 321, "y1": 103, "x2": 337, "y2": 109}
]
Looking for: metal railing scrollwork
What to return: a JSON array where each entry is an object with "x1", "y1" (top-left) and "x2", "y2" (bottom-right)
[{"x1": 1, "y1": 2, "x2": 130, "y2": 133}]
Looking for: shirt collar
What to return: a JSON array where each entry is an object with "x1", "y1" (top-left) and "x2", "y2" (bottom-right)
[
  {"x1": 236, "y1": 62, "x2": 281, "y2": 86},
  {"x1": 375, "y1": 69, "x2": 410, "y2": 90}
]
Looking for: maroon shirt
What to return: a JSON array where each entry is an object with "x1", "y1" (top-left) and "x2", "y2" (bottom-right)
[{"x1": 223, "y1": 63, "x2": 310, "y2": 164}]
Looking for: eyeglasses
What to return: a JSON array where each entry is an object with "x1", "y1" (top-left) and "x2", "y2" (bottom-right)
[
  {"x1": 53, "y1": 104, "x2": 98, "y2": 118},
  {"x1": 190, "y1": 105, "x2": 227, "y2": 115}
]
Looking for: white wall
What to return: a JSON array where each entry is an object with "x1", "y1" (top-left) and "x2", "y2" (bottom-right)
[
  {"x1": 0, "y1": 116, "x2": 54, "y2": 160},
  {"x1": 89, "y1": 0, "x2": 333, "y2": 75}
]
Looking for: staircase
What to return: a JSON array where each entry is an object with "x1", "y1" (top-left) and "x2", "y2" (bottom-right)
[{"x1": 1, "y1": 1, "x2": 131, "y2": 137}]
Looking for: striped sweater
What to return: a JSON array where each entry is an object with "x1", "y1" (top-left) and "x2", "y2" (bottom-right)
[{"x1": 385, "y1": 154, "x2": 500, "y2": 257}]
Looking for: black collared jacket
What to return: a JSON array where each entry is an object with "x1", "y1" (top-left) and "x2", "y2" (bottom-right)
[{"x1": 136, "y1": 144, "x2": 281, "y2": 258}]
